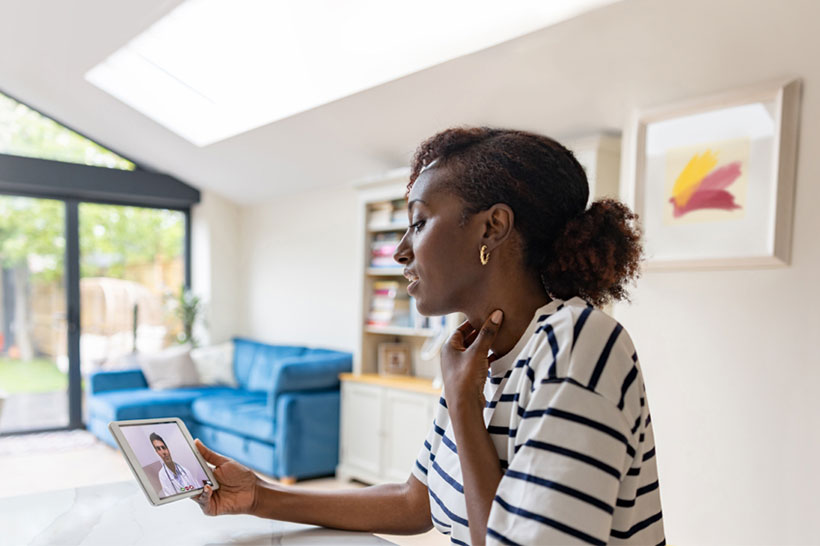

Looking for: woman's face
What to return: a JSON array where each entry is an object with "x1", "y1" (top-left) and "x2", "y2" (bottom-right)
[{"x1": 393, "y1": 166, "x2": 485, "y2": 316}]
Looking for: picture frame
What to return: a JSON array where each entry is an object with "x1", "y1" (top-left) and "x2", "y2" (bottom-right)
[
  {"x1": 377, "y1": 342, "x2": 411, "y2": 376},
  {"x1": 622, "y1": 78, "x2": 801, "y2": 270}
]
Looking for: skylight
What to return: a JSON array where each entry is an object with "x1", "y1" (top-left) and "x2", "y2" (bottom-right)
[{"x1": 86, "y1": 0, "x2": 617, "y2": 147}]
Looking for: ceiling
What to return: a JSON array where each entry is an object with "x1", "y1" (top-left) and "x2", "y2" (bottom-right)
[
  {"x1": 2, "y1": 0, "x2": 812, "y2": 206},
  {"x1": 0, "y1": 0, "x2": 633, "y2": 204}
]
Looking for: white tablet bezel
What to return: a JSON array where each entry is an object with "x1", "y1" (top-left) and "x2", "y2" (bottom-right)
[{"x1": 108, "y1": 417, "x2": 219, "y2": 506}]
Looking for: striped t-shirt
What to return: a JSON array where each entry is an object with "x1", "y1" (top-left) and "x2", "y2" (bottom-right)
[{"x1": 411, "y1": 297, "x2": 665, "y2": 545}]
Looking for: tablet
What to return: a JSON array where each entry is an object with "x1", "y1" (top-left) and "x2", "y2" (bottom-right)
[{"x1": 109, "y1": 417, "x2": 219, "y2": 506}]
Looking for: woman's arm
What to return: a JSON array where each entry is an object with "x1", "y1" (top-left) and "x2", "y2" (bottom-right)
[
  {"x1": 448, "y1": 394, "x2": 504, "y2": 546},
  {"x1": 253, "y1": 474, "x2": 432, "y2": 534},
  {"x1": 440, "y1": 311, "x2": 505, "y2": 546},
  {"x1": 194, "y1": 440, "x2": 432, "y2": 535}
]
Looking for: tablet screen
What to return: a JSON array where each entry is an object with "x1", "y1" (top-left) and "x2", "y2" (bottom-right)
[{"x1": 118, "y1": 421, "x2": 213, "y2": 499}]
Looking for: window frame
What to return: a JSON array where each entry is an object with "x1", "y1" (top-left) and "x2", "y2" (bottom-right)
[{"x1": 0, "y1": 95, "x2": 199, "y2": 435}]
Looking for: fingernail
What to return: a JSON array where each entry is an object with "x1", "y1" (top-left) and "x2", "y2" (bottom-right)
[{"x1": 491, "y1": 310, "x2": 503, "y2": 324}]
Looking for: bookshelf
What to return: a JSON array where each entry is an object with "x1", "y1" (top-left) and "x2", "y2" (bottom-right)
[
  {"x1": 338, "y1": 168, "x2": 451, "y2": 484},
  {"x1": 351, "y1": 167, "x2": 455, "y2": 381}
]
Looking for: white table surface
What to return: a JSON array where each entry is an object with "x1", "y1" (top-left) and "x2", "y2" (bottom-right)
[{"x1": 0, "y1": 481, "x2": 393, "y2": 545}]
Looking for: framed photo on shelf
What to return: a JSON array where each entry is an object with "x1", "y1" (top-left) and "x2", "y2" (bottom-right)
[
  {"x1": 377, "y1": 342, "x2": 411, "y2": 376},
  {"x1": 623, "y1": 78, "x2": 801, "y2": 269}
]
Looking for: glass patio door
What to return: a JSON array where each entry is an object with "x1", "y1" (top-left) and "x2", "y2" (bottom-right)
[
  {"x1": 78, "y1": 204, "x2": 185, "y2": 377},
  {"x1": 0, "y1": 195, "x2": 69, "y2": 432},
  {"x1": 0, "y1": 90, "x2": 197, "y2": 435}
]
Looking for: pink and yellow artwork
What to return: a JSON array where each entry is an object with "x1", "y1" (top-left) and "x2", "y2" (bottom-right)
[
  {"x1": 669, "y1": 150, "x2": 742, "y2": 217},
  {"x1": 663, "y1": 138, "x2": 749, "y2": 225}
]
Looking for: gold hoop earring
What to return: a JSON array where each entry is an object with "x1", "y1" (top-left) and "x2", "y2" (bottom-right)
[{"x1": 480, "y1": 245, "x2": 490, "y2": 266}]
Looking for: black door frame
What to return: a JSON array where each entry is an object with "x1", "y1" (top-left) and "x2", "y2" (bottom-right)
[{"x1": 0, "y1": 152, "x2": 199, "y2": 435}]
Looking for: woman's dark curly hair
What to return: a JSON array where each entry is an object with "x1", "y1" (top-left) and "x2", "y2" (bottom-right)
[{"x1": 408, "y1": 127, "x2": 642, "y2": 306}]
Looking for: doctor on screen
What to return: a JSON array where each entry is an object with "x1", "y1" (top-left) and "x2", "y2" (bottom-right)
[{"x1": 150, "y1": 432, "x2": 200, "y2": 497}]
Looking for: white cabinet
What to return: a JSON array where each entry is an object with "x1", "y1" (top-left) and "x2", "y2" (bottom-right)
[
  {"x1": 338, "y1": 376, "x2": 438, "y2": 484},
  {"x1": 340, "y1": 381, "x2": 383, "y2": 478},
  {"x1": 381, "y1": 387, "x2": 437, "y2": 482}
]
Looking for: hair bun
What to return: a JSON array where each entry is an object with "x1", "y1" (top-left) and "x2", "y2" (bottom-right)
[{"x1": 543, "y1": 199, "x2": 643, "y2": 306}]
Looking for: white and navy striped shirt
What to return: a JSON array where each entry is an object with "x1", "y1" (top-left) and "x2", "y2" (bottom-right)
[{"x1": 411, "y1": 297, "x2": 664, "y2": 545}]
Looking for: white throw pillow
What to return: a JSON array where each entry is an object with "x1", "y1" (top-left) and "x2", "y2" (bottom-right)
[
  {"x1": 139, "y1": 344, "x2": 201, "y2": 390},
  {"x1": 101, "y1": 352, "x2": 140, "y2": 371},
  {"x1": 190, "y1": 342, "x2": 237, "y2": 387}
]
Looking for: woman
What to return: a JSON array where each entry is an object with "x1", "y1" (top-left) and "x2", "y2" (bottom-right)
[{"x1": 194, "y1": 127, "x2": 665, "y2": 545}]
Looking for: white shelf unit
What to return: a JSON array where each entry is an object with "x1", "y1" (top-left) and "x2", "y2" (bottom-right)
[
  {"x1": 351, "y1": 168, "x2": 452, "y2": 379},
  {"x1": 365, "y1": 267, "x2": 405, "y2": 276},
  {"x1": 368, "y1": 222, "x2": 409, "y2": 233},
  {"x1": 339, "y1": 168, "x2": 447, "y2": 485},
  {"x1": 363, "y1": 325, "x2": 436, "y2": 337}
]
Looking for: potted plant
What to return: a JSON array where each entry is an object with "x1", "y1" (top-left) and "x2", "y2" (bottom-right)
[{"x1": 175, "y1": 287, "x2": 202, "y2": 348}]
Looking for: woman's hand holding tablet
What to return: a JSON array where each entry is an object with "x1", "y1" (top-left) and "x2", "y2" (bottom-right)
[
  {"x1": 192, "y1": 440, "x2": 260, "y2": 516},
  {"x1": 108, "y1": 418, "x2": 219, "y2": 506}
]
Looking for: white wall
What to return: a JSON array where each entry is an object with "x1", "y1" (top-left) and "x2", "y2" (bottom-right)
[
  {"x1": 191, "y1": 190, "x2": 242, "y2": 345},
  {"x1": 594, "y1": 1, "x2": 820, "y2": 544},
  {"x1": 233, "y1": 0, "x2": 820, "y2": 542},
  {"x1": 238, "y1": 185, "x2": 359, "y2": 352}
]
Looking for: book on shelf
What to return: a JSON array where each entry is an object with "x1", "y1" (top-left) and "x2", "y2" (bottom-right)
[
  {"x1": 367, "y1": 280, "x2": 411, "y2": 327},
  {"x1": 368, "y1": 202, "x2": 393, "y2": 228},
  {"x1": 409, "y1": 296, "x2": 431, "y2": 330},
  {"x1": 368, "y1": 199, "x2": 409, "y2": 229},
  {"x1": 370, "y1": 232, "x2": 401, "y2": 268},
  {"x1": 390, "y1": 198, "x2": 408, "y2": 224},
  {"x1": 365, "y1": 284, "x2": 447, "y2": 332}
]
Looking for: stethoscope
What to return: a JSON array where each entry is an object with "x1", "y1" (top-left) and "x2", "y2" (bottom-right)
[{"x1": 162, "y1": 462, "x2": 191, "y2": 492}]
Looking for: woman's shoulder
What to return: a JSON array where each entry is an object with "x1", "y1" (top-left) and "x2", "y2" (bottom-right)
[
  {"x1": 521, "y1": 297, "x2": 642, "y2": 411},
  {"x1": 534, "y1": 296, "x2": 628, "y2": 349}
]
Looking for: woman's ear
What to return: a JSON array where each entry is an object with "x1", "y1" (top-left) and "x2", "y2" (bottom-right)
[{"x1": 482, "y1": 204, "x2": 514, "y2": 248}]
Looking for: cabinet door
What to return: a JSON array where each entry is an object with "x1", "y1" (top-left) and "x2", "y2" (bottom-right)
[
  {"x1": 382, "y1": 389, "x2": 437, "y2": 483},
  {"x1": 340, "y1": 382, "x2": 384, "y2": 477}
]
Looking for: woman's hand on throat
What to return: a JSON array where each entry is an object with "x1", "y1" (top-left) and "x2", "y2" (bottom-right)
[{"x1": 441, "y1": 310, "x2": 503, "y2": 412}]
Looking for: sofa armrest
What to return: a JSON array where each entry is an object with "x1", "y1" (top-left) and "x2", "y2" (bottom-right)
[
  {"x1": 270, "y1": 353, "x2": 352, "y2": 399},
  {"x1": 88, "y1": 369, "x2": 148, "y2": 394},
  {"x1": 274, "y1": 390, "x2": 341, "y2": 478}
]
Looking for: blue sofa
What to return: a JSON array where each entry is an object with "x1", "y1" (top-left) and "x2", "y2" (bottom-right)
[{"x1": 86, "y1": 338, "x2": 352, "y2": 481}]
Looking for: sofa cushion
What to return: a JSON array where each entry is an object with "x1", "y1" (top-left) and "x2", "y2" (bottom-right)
[
  {"x1": 191, "y1": 423, "x2": 276, "y2": 477},
  {"x1": 233, "y1": 338, "x2": 306, "y2": 391},
  {"x1": 139, "y1": 345, "x2": 200, "y2": 390},
  {"x1": 268, "y1": 351, "x2": 352, "y2": 404},
  {"x1": 190, "y1": 342, "x2": 237, "y2": 387},
  {"x1": 190, "y1": 393, "x2": 275, "y2": 443},
  {"x1": 88, "y1": 368, "x2": 148, "y2": 394},
  {"x1": 87, "y1": 386, "x2": 237, "y2": 422}
]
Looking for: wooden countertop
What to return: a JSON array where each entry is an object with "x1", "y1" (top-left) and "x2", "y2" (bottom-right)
[{"x1": 339, "y1": 372, "x2": 441, "y2": 395}]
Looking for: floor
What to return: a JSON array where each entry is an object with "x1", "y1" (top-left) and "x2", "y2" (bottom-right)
[
  {"x1": 0, "y1": 430, "x2": 448, "y2": 546},
  {"x1": 0, "y1": 390, "x2": 69, "y2": 432}
]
